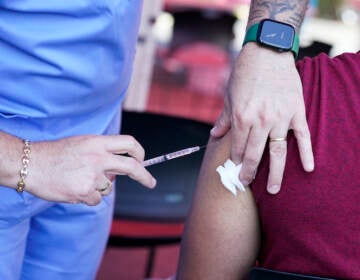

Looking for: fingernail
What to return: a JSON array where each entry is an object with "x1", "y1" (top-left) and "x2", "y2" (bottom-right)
[
  {"x1": 241, "y1": 179, "x2": 250, "y2": 186},
  {"x1": 210, "y1": 127, "x2": 217, "y2": 135},
  {"x1": 151, "y1": 178, "x2": 157, "y2": 188},
  {"x1": 268, "y1": 185, "x2": 280, "y2": 194},
  {"x1": 253, "y1": 168, "x2": 258, "y2": 180},
  {"x1": 239, "y1": 173, "x2": 250, "y2": 186},
  {"x1": 306, "y1": 162, "x2": 315, "y2": 172}
]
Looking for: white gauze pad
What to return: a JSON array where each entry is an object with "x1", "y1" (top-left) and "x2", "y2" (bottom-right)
[{"x1": 216, "y1": 159, "x2": 245, "y2": 196}]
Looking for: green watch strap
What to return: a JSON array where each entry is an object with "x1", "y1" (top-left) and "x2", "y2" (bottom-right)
[
  {"x1": 293, "y1": 33, "x2": 300, "y2": 58},
  {"x1": 243, "y1": 22, "x2": 299, "y2": 58},
  {"x1": 243, "y1": 23, "x2": 259, "y2": 47}
]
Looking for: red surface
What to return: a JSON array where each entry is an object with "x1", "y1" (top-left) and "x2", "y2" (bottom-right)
[
  {"x1": 97, "y1": 246, "x2": 180, "y2": 280},
  {"x1": 147, "y1": 80, "x2": 224, "y2": 123},
  {"x1": 165, "y1": 0, "x2": 250, "y2": 11},
  {"x1": 350, "y1": 0, "x2": 360, "y2": 9},
  {"x1": 111, "y1": 220, "x2": 184, "y2": 238},
  {"x1": 170, "y1": 42, "x2": 228, "y2": 65}
]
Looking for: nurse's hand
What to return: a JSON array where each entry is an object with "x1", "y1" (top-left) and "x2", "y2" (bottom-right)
[
  {"x1": 26, "y1": 135, "x2": 156, "y2": 205},
  {"x1": 210, "y1": 43, "x2": 314, "y2": 194}
]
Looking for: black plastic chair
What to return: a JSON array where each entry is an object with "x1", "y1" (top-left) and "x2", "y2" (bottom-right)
[{"x1": 108, "y1": 111, "x2": 211, "y2": 278}]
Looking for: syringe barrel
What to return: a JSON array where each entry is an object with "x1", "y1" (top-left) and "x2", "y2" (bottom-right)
[
  {"x1": 165, "y1": 146, "x2": 200, "y2": 160},
  {"x1": 142, "y1": 146, "x2": 201, "y2": 167},
  {"x1": 142, "y1": 155, "x2": 166, "y2": 167}
]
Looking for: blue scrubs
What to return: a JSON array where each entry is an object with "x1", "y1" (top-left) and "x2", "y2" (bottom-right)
[{"x1": 0, "y1": 1, "x2": 142, "y2": 279}]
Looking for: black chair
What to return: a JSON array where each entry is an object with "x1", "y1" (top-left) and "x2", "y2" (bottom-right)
[
  {"x1": 298, "y1": 41, "x2": 332, "y2": 60},
  {"x1": 249, "y1": 267, "x2": 336, "y2": 280},
  {"x1": 108, "y1": 111, "x2": 211, "y2": 278}
]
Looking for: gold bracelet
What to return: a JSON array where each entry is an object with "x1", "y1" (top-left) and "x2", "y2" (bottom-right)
[{"x1": 16, "y1": 140, "x2": 31, "y2": 193}]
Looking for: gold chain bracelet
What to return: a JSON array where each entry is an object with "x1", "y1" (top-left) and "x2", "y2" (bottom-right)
[{"x1": 16, "y1": 140, "x2": 31, "y2": 193}]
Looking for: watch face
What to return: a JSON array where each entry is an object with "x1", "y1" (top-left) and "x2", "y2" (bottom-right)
[{"x1": 258, "y1": 19, "x2": 295, "y2": 51}]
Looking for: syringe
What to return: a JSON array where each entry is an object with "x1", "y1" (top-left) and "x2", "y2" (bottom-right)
[{"x1": 142, "y1": 145, "x2": 207, "y2": 167}]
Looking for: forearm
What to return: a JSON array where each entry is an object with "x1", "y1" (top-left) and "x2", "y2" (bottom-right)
[
  {"x1": 177, "y1": 133, "x2": 260, "y2": 280},
  {"x1": 247, "y1": 0, "x2": 309, "y2": 32},
  {"x1": 0, "y1": 131, "x2": 24, "y2": 189}
]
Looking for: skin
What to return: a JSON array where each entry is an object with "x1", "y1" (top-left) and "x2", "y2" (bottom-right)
[
  {"x1": 247, "y1": 0, "x2": 309, "y2": 32},
  {"x1": 177, "y1": 132, "x2": 260, "y2": 280},
  {"x1": 0, "y1": 131, "x2": 156, "y2": 206},
  {"x1": 211, "y1": 0, "x2": 314, "y2": 194}
]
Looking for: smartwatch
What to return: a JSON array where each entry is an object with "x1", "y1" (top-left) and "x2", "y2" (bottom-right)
[{"x1": 243, "y1": 19, "x2": 299, "y2": 58}]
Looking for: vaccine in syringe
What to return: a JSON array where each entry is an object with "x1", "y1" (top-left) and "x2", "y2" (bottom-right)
[{"x1": 142, "y1": 145, "x2": 206, "y2": 167}]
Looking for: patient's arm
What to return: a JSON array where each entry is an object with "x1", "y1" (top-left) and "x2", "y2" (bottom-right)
[{"x1": 177, "y1": 132, "x2": 260, "y2": 280}]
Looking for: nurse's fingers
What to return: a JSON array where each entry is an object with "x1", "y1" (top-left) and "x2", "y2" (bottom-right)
[
  {"x1": 105, "y1": 154, "x2": 156, "y2": 189},
  {"x1": 102, "y1": 135, "x2": 146, "y2": 162}
]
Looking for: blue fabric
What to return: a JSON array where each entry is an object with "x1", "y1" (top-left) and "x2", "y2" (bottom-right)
[
  {"x1": 0, "y1": 1, "x2": 143, "y2": 279},
  {"x1": 21, "y1": 192, "x2": 115, "y2": 280},
  {"x1": 0, "y1": 114, "x2": 118, "y2": 279},
  {"x1": 0, "y1": 187, "x2": 115, "y2": 280},
  {"x1": 0, "y1": 0, "x2": 142, "y2": 140}
]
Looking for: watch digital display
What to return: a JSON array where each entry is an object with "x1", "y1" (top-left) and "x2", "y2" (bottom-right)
[{"x1": 258, "y1": 19, "x2": 295, "y2": 51}]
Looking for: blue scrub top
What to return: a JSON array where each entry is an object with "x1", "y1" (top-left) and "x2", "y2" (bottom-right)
[{"x1": 0, "y1": 0, "x2": 143, "y2": 141}]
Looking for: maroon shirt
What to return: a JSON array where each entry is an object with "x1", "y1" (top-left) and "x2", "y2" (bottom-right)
[{"x1": 252, "y1": 52, "x2": 360, "y2": 279}]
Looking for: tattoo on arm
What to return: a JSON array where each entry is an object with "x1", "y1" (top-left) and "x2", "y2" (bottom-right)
[{"x1": 247, "y1": 0, "x2": 309, "y2": 32}]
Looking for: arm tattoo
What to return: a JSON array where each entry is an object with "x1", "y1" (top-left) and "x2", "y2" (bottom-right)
[{"x1": 247, "y1": 0, "x2": 309, "y2": 32}]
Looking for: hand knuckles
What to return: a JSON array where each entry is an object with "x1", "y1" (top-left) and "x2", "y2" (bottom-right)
[
  {"x1": 78, "y1": 177, "x2": 98, "y2": 197},
  {"x1": 241, "y1": 171, "x2": 254, "y2": 182},
  {"x1": 234, "y1": 112, "x2": 251, "y2": 127},
  {"x1": 78, "y1": 187, "x2": 93, "y2": 198},
  {"x1": 259, "y1": 108, "x2": 285, "y2": 125},
  {"x1": 217, "y1": 115, "x2": 228, "y2": 127},
  {"x1": 126, "y1": 135, "x2": 138, "y2": 147},
  {"x1": 86, "y1": 196, "x2": 101, "y2": 206},
  {"x1": 122, "y1": 158, "x2": 139, "y2": 175},
  {"x1": 67, "y1": 193, "x2": 79, "y2": 203},
  {"x1": 269, "y1": 144, "x2": 287, "y2": 158},
  {"x1": 243, "y1": 156, "x2": 259, "y2": 169},
  {"x1": 85, "y1": 172, "x2": 98, "y2": 183},
  {"x1": 128, "y1": 136, "x2": 144, "y2": 156},
  {"x1": 94, "y1": 196, "x2": 102, "y2": 205},
  {"x1": 294, "y1": 127, "x2": 310, "y2": 139}
]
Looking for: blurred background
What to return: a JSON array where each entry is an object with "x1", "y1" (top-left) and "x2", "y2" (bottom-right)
[
  {"x1": 97, "y1": 1, "x2": 360, "y2": 279},
  {"x1": 124, "y1": 0, "x2": 360, "y2": 118}
]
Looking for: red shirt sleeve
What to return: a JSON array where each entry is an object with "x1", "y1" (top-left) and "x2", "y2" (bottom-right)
[{"x1": 251, "y1": 52, "x2": 360, "y2": 279}]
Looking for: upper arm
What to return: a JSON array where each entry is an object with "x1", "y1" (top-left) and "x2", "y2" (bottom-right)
[{"x1": 177, "y1": 132, "x2": 260, "y2": 280}]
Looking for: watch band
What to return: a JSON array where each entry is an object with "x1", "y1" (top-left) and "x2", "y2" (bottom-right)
[{"x1": 243, "y1": 22, "x2": 299, "y2": 58}]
